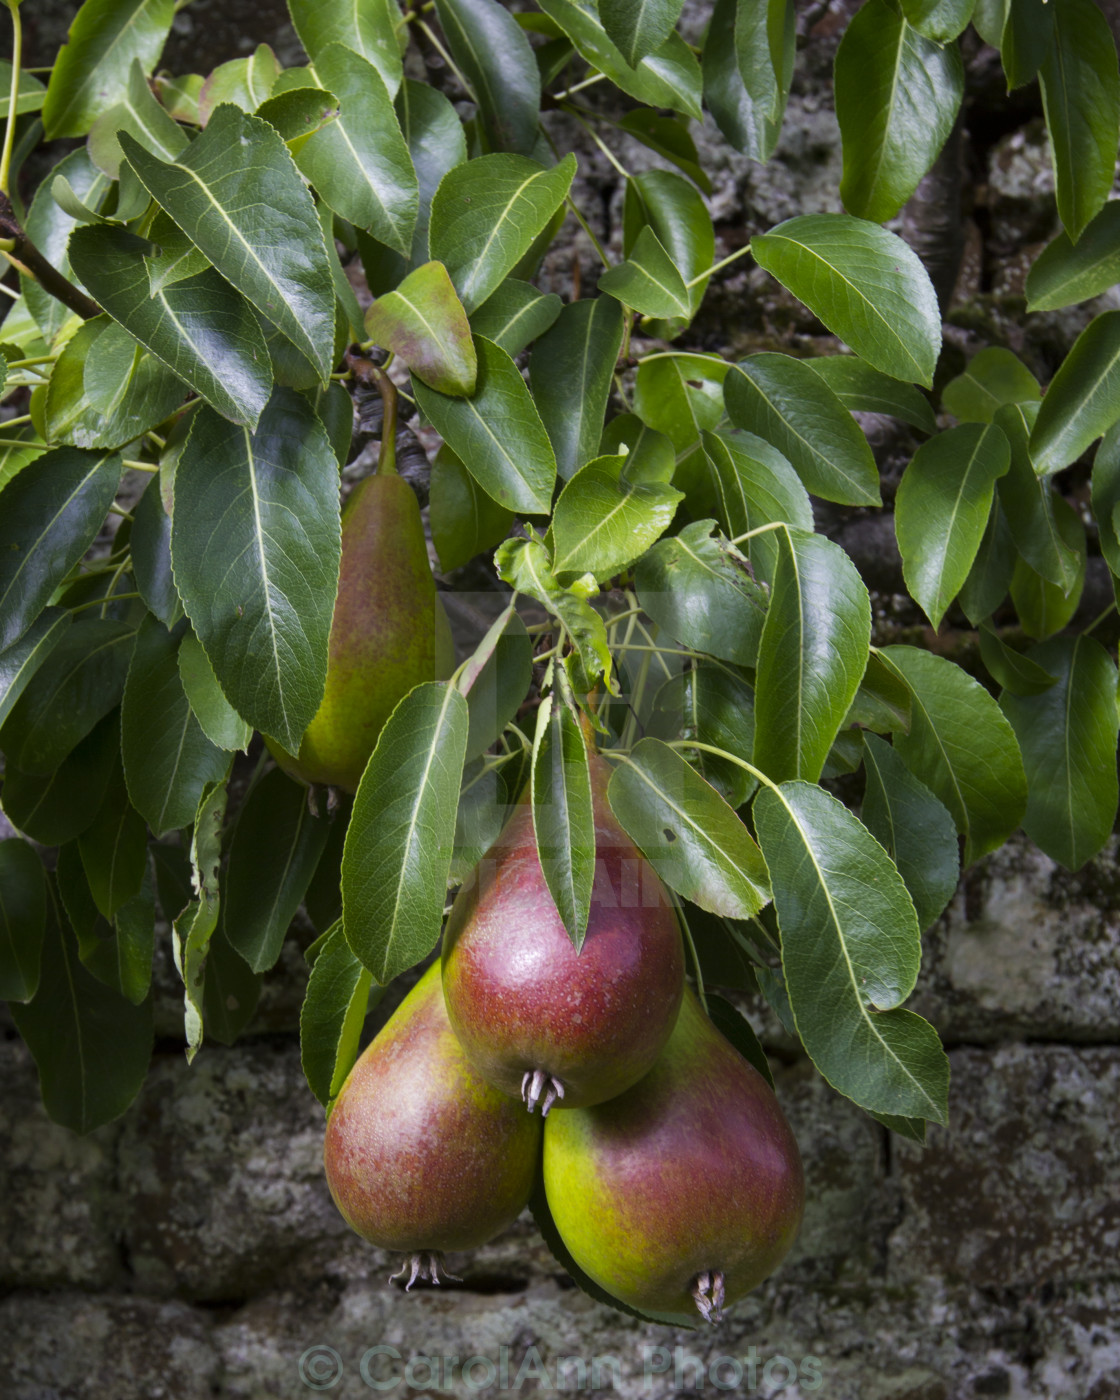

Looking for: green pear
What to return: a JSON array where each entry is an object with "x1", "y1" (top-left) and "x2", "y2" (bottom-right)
[
  {"x1": 441, "y1": 752, "x2": 685, "y2": 1115},
  {"x1": 543, "y1": 987, "x2": 804, "y2": 1323},
  {"x1": 268, "y1": 464, "x2": 454, "y2": 793},
  {"x1": 323, "y1": 960, "x2": 540, "y2": 1288}
]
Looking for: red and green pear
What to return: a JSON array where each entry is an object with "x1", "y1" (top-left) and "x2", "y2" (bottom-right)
[
  {"x1": 323, "y1": 960, "x2": 540, "y2": 1287},
  {"x1": 268, "y1": 461, "x2": 454, "y2": 793},
  {"x1": 441, "y1": 752, "x2": 685, "y2": 1115},
  {"x1": 543, "y1": 986, "x2": 804, "y2": 1324}
]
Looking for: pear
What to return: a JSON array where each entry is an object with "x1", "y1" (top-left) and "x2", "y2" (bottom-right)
[
  {"x1": 542, "y1": 987, "x2": 804, "y2": 1324},
  {"x1": 268, "y1": 461, "x2": 454, "y2": 794},
  {"x1": 441, "y1": 753, "x2": 685, "y2": 1115},
  {"x1": 323, "y1": 960, "x2": 540, "y2": 1287}
]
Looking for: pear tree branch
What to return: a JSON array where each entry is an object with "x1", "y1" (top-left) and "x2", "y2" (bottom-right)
[{"x1": 0, "y1": 191, "x2": 102, "y2": 321}]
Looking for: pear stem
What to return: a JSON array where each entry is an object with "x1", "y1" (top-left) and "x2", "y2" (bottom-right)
[
  {"x1": 374, "y1": 368, "x2": 398, "y2": 476},
  {"x1": 389, "y1": 1250, "x2": 462, "y2": 1290}
]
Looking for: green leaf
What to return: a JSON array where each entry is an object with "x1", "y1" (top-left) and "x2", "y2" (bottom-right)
[
  {"x1": 1039, "y1": 0, "x2": 1120, "y2": 243},
  {"x1": 174, "y1": 776, "x2": 228, "y2": 1061},
  {"x1": 365, "y1": 261, "x2": 476, "y2": 396},
  {"x1": 0, "y1": 619, "x2": 134, "y2": 775},
  {"x1": 450, "y1": 753, "x2": 521, "y2": 885},
  {"x1": 635, "y1": 519, "x2": 769, "y2": 668},
  {"x1": 1009, "y1": 495, "x2": 1086, "y2": 640},
  {"x1": 11, "y1": 888, "x2": 153, "y2": 1132},
  {"x1": 42, "y1": 0, "x2": 175, "y2": 139},
  {"x1": 0, "y1": 839, "x2": 46, "y2": 1002},
  {"x1": 879, "y1": 645, "x2": 1027, "y2": 864},
  {"x1": 130, "y1": 477, "x2": 182, "y2": 629},
  {"x1": 154, "y1": 72, "x2": 204, "y2": 122},
  {"x1": 48, "y1": 174, "x2": 114, "y2": 226},
  {"x1": 648, "y1": 661, "x2": 756, "y2": 808},
  {"x1": 530, "y1": 298, "x2": 625, "y2": 481},
  {"x1": 1000, "y1": 635, "x2": 1119, "y2": 870},
  {"x1": 705, "y1": 423, "x2": 817, "y2": 581},
  {"x1": 68, "y1": 223, "x2": 274, "y2": 429},
  {"x1": 0, "y1": 447, "x2": 122, "y2": 652},
  {"x1": 300, "y1": 920, "x2": 375, "y2": 1106},
  {"x1": 0, "y1": 61, "x2": 46, "y2": 120},
  {"x1": 21, "y1": 149, "x2": 111, "y2": 345},
  {"x1": 895, "y1": 422, "x2": 1011, "y2": 629},
  {"x1": 702, "y1": 0, "x2": 794, "y2": 162},
  {"x1": 256, "y1": 85, "x2": 341, "y2": 155},
  {"x1": 1030, "y1": 311, "x2": 1120, "y2": 474},
  {"x1": 598, "y1": 226, "x2": 692, "y2": 321},
  {"x1": 77, "y1": 770, "x2": 148, "y2": 920},
  {"x1": 202, "y1": 927, "x2": 261, "y2": 1044},
  {"x1": 725, "y1": 354, "x2": 881, "y2": 506},
  {"x1": 223, "y1": 767, "x2": 332, "y2": 972},
  {"x1": 803, "y1": 357, "x2": 937, "y2": 433},
  {"x1": 994, "y1": 402, "x2": 1081, "y2": 592},
  {"x1": 942, "y1": 347, "x2": 1041, "y2": 424},
  {"x1": 429, "y1": 444, "x2": 515, "y2": 572},
  {"x1": 458, "y1": 606, "x2": 534, "y2": 763},
  {"x1": 470, "y1": 278, "x2": 563, "y2": 356},
  {"x1": 900, "y1": 0, "x2": 974, "y2": 40},
  {"x1": 112, "y1": 859, "x2": 156, "y2": 1005},
  {"x1": 537, "y1": 0, "x2": 703, "y2": 118},
  {"x1": 1092, "y1": 420, "x2": 1120, "y2": 576},
  {"x1": 957, "y1": 498, "x2": 1016, "y2": 625},
  {"x1": 308, "y1": 377, "x2": 355, "y2": 468},
  {"x1": 753, "y1": 781, "x2": 949, "y2": 1123},
  {"x1": 601, "y1": 415, "x2": 677, "y2": 485},
  {"x1": 861, "y1": 732, "x2": 959, "y2": 932},
  {"x1": 412, "y1": 335, "x2": 556, "y2": 513},
  {"x1": 532, "y1": 690, "x2": 595, "y2": 950},
  {"x1": 600, "y1": 0, "x2": 685, "y2": 65},
  {"x1": 1, "y1": 712, "x2": 119, "y2": 848},
  {"x1": 177, "y1": 632, "x2": 252, "y2": 752},
  {"x1": 0, "y1": 429, "x2": 47, "y2": 499},
  {"x1": 0, "y1": 609, "x2": 70, "y2": 733},
  {"x1": 44, "y1": 318, "x2": 187, "y2": 452},
  {"x1": 552, "y1": 454, "x2": 683, "y2": 580},
  {"x1": 753, "y1": 527, "x2": 872, "y2": 784},
  {"x1": 632, "y1": 354, "x2": 728, "y2": 455},
  {"x1": 834, "y1": 0, "x2": 964, "y2": 224},
  {"x1": 342, "y1": 683, "x2": 468, "y2": 983},
  {"x1": 495, "y1": 535, "x2": 614, "y2": 693},
  {"x1": 752, "y1": 214, "x2": 942, "y2": 386},
  {"x1": 978, "y1": 622, "x2": 1058, "y2": 697},
  {"x1": 608, "y1": 739, "x2": 770, "y2": 919},
  {"x1": 617, "y1": 110, "x2": 712, "y2": 193},
  {"x1": 197, "y1": 44, "x2": 280, "y2": 122},
  {"x1": 170, "y1": 391, "x2": 342, "y2": 751},
  {"x1": 1026, "y1": 202, "x2": 1120, "y2": 312},
  {"x1": 120, "y1": 618, "x2": 230, "y2": 836},
  {"x1": 295, "y1": 45, "x2": 418, "y2": 257},
  {"x1": 623, "y1": 167, "x2": 714, "y2": 325},
  {"x1": 121, "y1": 107, "x2": 337, "y2": 381},
  {"x1": 1002, "y1": 0, "x2": 1053, "y2": 89},
  {"x1": 88, "y1": 57, "x2": 188, "y2": 179},
  {"x1": 430, "y1": 153, "x2": 577, "y2": 313},
  {"x1": 288, "y1": 0, "x2": 404, "y2": 95},
  {"x1": 435, "y1": 0, "x2": 541, "y2": 154},
  {"x1": 395, "y1": 79, "x2": 469, "y2": 265}
]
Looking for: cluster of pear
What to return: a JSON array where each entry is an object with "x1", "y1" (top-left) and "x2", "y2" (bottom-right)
[{"x1": 324, "y1": 754, "x2": 805, "y2": 1326}]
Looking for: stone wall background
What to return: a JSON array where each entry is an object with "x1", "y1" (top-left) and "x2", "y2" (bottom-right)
[{"x1": 3, "y1": 4, "x2": 1120, "y2": 1398}]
